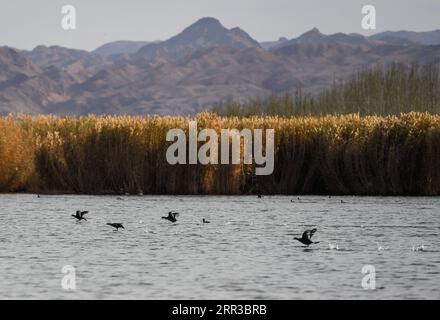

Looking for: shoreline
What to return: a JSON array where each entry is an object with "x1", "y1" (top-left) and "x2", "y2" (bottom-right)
[{"x1": 1, "y1": 192, "x2": 439, "y2": 197}]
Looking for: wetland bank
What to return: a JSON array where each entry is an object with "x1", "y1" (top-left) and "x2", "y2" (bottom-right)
[{"x1": 1, "y1": 64, "x2": 439, "y2": 196}]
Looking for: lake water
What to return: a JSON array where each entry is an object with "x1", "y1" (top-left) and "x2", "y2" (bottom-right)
[{"x1": 0, "y1": 194, "x2": 439, "y2": 299}]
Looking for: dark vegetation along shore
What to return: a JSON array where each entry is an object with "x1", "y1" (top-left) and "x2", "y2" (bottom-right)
[
  {"x1": 0, "y1": 64, "x2": 439, "y2": 196},
  {"x1": 0, "y1": 112, "x2": 439, "y2": 196}
]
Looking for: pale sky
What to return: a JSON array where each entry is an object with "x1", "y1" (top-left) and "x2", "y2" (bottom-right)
[{"x1": 0, "y1": 0, "x2": 439, "y2": 51}]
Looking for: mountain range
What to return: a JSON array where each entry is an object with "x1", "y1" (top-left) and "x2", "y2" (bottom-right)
[{"x1": 1, "y1": 17, "x2": 439, "y2": 116}]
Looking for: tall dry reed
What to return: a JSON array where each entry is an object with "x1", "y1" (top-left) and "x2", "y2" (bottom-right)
[
  {"x1": 0, "y1": 117, "x2": 34, "y2": 191},
  {"x1": 0, "y1": 112, "x2": 438, "y2": 195}
]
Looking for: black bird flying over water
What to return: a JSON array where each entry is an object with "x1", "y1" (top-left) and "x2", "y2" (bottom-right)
[
  {"x1": 294, "y1": 228, "x2": 319, "y2": 246},
  {"x1": 202, "y1": 218, "x2": 210, "y2": 224},
  {"x1": 162, "y1": 211, "x2": 179, "y2": 223},
  {"x1": 107, "y1": 223, "x2": 124, "y2": 230},
  {"x1": 72, "y1": 210, "x2": 88, "y2": 221}
]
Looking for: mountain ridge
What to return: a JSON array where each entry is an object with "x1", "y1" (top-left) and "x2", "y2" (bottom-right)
[
  {"x1": 1, "y1": 18, "x2": 440, "y2": 116},
  {"x1": 134, "y1": 17, "x2": 261, "y2": 61}
]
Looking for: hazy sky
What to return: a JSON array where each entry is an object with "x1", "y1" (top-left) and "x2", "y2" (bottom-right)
[{"x1": 0, "y1": 0, "x2": 439, "y2": 51}]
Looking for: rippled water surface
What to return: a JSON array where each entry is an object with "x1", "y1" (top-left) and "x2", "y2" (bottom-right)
[{"x1": 0, "y1": 194, "x2": 439, "y2": 299}]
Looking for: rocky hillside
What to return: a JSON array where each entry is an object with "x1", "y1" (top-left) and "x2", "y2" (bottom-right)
[{"x1": 0, "y1": 18, "x2": 439, "y2": 116}]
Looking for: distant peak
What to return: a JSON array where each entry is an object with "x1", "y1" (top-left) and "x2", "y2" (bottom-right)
[
  {"x1": 33, "y1": 45, "x2": 64, "y2": 51},
  {"x1": 0, "y1": 46, "x2": 21, "y2": 56},
  {"x1": 230, "y1": 27, "x2": 244, "y2": 32},
  {"x1": 33, "y1": 45, "x2": 48, "y2": 50},
  {"x1": 175, "y1": 17, "x2": 230, "y2": 40},
  {"x1": 192, "y1": 17, "x2": 222, "y2": 27},
  {"x1": 181, "y1": 17, "x2": 226, "y2": 35},
  {"x1": 294, "y1": 27, "x2": 325, "y2": 43},
  {"x1": 303, "y1": 27, "x2": 322, "y2": 36}
]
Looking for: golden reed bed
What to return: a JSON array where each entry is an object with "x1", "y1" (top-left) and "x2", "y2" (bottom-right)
[{"x1": 0, "y1": 112, "x2": 439, "y2": 195}]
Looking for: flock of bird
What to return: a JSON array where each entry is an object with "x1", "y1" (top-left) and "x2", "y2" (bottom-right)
[
  {"x1": 70, "y1": 197, "x2": 316, "y2": 245},
  {"x1": 69, "y1": 195, "x2": 321, "y2": 249},
  {"x1": 67, "y1": 194, "x2": 427, "y2": 251},
  {"x1": 71, "y1": 208, "x2": 210, "y2": 230}
]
